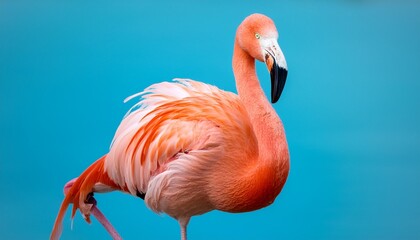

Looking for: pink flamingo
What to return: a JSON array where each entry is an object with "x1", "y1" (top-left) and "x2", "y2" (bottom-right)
[{"x1": 51, "y1": 13, "x2": 289, "y2": 240}]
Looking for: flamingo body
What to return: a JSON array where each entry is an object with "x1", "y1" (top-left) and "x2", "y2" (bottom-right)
[
  {"x1": 111, "y1": 79, "x2": 257, "y2": 216},
  {"x1": 51, "y1": 13, "x2": 289, "y2": 240}
]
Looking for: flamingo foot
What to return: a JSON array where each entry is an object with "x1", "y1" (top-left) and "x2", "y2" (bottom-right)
[{"x1": 63, "y1": 178, "x2": 122, "y2": 240}]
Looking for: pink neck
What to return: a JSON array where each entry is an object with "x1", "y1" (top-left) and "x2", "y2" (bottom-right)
[
  {"x1": 232, "y1": 38, "x2": 287, "y2": 162},
  {"x1": 205, "y1": 37, "x2": 290, "y2": 213}
]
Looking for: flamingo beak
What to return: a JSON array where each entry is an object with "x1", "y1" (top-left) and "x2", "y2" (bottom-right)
[{"x1": 263, "y1": 39, "x2": 288, "y2": 103}]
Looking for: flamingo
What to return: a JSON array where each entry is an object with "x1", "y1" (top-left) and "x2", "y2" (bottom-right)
[{"x1": 50, "y1": 13, "x2": 289, "y2": 240}]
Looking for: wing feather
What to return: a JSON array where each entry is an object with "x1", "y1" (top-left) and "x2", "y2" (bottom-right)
[{"x1": 105, "y1": 79, "x2": 257, "y2": 195}]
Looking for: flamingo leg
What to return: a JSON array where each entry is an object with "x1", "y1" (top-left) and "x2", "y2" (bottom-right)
[
  {"x1": 64, "y1": 178, "x2": 122, "y2": 240},
  {"x1": 90, "y1": 203, "x2": 122, "y2": 240},
  {"x1": 178, "y1": 217, "x2": 190, "y2": 240}
]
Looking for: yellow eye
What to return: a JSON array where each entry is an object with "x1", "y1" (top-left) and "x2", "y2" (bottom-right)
[{"x1": 255, "y1": 33, "x2": 261, "y2": 39}]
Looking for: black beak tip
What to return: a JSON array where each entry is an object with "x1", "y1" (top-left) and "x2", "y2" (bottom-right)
[{"x1": 271, "y1": 66, "x2": 288, "y2": 104}]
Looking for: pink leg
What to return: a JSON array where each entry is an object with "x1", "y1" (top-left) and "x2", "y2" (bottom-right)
[
  {"x1": 64, "y1": 178, "x2": 122, "y2": 240},
  {"x1": 178, "y1": 217, "x2": 190, "y2": 240},
  {"x1": 90, "y1": 204, "x2": 122, "y2": 240}
]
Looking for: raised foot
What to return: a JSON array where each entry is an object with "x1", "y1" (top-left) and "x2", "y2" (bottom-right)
[{"x1": 63, "y1": 178, "x2": 122, "y2": 240}]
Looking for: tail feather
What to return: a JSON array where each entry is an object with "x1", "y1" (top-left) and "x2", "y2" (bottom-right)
[
  {"x1": 50, "y1": 197, "x2": 71, "y2": 240},
  {"x1": 50, "y1": 155, "x2": 119, "y2": 240}
]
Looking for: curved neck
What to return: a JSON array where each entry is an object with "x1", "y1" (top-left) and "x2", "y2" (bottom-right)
[
  {"x1": 232, "y1": 38, "x2": 287, "y2": 161},
  {"x1": 208, "y1": 37, "x2": 290, "y2": 213},
  {"x1": 208, "y1": 37, "x2": 290, "y2": 212}
]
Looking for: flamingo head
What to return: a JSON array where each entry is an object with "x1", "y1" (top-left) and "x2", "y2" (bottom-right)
[{"x1": 236, "y1": 13, "x2": 288, "y2": 103}]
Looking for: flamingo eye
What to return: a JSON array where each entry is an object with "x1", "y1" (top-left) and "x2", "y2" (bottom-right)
[{"x1": 255, "y1": 33, "x2": 261, "y2": 39}]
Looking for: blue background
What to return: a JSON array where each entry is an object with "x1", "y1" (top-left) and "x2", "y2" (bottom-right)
[{"x1": 1, "y1": 1, "x2": 419, "y2": 239}]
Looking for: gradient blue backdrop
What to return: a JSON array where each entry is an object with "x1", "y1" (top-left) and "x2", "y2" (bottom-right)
[{"x1": 1, "y1": 1, "x2": 419, "y2": 239}]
